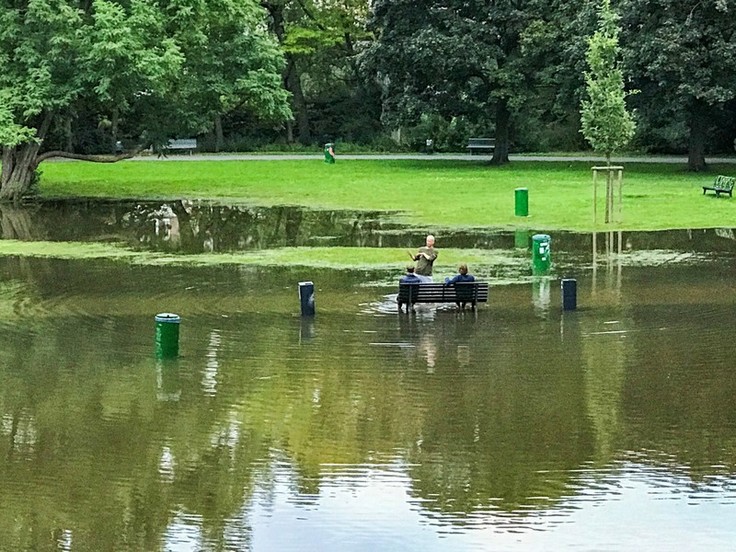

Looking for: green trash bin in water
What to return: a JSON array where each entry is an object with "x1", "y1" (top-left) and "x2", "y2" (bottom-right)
[
  {"x1": 155, "y1": 313, "x2": 180, "y2": 359},
  {"x1": 515, "y1": 187, "x2": 529, "y2": 217},
  {"x1": 324, "y1": 143, "x2": 335, "y2": 164},
  {"x1": 532, "y1": 234, "x2": 551, "y2": 275}
]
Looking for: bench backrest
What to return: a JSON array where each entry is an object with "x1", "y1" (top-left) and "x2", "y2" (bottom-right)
[
  {"x1": 467, "y1": 138, "x2": 495, "y2": 147},
  {"x1": 398, "y1": 282, "x2": 489, "y2": 303},
  {"x1": 714, "y1": 175, "x2": 735, "y2": 191},
  {"x1": 168, "y1": 138, "x2": 198, "y2": 149}
]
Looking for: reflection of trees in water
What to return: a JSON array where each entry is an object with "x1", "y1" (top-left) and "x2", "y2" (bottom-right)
[
  {"x1": 2, "y1": 282, "x2": 736, "y2": 547},
  {"x1": 400, "y1": 312, "x2": 596, "y2": 518},
  {"x1": 0, "y1": 203, "x2": 45, "y2": 241},
  {"x1": 4, "y1": 201, "x2": 736, "y2": 257},
  {"x1": 0, "y1": 200, "x2": 399, "y2": 252}
]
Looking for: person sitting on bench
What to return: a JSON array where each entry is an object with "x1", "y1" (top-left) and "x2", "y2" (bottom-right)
[
  {"x1": 400, "y1": 265, "x2": 422, "y2": 284},
  {"x1": 445, "y1": 264, "x2": 475, "y2": 309},
  {"x1": 445, "y1": 264, "x2": 475, "y2": 285}
]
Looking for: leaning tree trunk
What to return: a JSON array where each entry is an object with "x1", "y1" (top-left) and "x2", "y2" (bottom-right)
[
  {"x1": 490, "y1": 99, "x2": 511, "y2": 165},
  {"x1": 687, "y1": 99, "x2": 709, "y2": 172},
  {"x1": 0, "y1": 144, "x2": 42, "y2": 201}
]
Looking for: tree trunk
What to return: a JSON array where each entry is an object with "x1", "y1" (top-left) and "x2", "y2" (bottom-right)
[
  {"x1": 286, "y1": 59, "x2": 310, "y2": 144},
  {"x1": 687, "y1": 99, "x2": 709, "y2": 172},
  {"x1": 605, "y1": 153, "x2": 612, "y2": 224},
  {"x1": 111, "y1": 107, "x2": 119, "y2": 155},
  {"x1": 0, "y1": 144, "x2": 42, "y2": 201},
  {"x1": 491, "y1": 99, "x2": 511, "y2": 165},
  {"x1": 263, "y1": 2, "x2": 309, "y2": 145},
  {"x1": 64, "y1": 116, "x2": 74, "y2": 152},
  {"x1": 214, "y1": 114, "x2": 224, "y2": 153}
]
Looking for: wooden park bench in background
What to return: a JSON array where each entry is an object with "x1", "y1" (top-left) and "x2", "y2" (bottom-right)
[
  {"x1": 397, "y1": 282, "x2": 489, "y2": 312},
  {"x1": 702, "y1": 175, "x2": 735, "y2": 198},
  {"x1": 466, "y1": 138, "x2": 495, "y2": 155}
]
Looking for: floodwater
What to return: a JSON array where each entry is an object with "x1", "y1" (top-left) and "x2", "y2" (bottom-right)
[{"x1": 1, "y1": 200, "x2": 736, "y2": 551}]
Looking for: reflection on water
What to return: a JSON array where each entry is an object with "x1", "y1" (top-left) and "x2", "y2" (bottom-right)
[
  {"x1": 1, "y1": 256, "x2": 736, "y2": 550},
  {"x1": 3, "y1": 200, "x2": 736, "y2": 259}
]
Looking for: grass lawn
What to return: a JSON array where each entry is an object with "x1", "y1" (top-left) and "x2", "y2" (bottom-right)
[{"x1": 38, "y1": 158, "x2": 736, "y2": 231}]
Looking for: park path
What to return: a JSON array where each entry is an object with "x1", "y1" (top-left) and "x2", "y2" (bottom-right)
[{"x1": 126, "y1": 152, "x2": 736, "y2": 164}]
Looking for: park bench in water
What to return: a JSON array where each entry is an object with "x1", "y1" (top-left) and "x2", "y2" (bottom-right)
[{"x1": 397, "y1": 282, "x2": 489, "y2": 312}]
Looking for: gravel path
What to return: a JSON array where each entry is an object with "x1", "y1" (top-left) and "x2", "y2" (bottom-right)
[{"x1": 123, "y1": 152, "x2": 736, "y2": 164}]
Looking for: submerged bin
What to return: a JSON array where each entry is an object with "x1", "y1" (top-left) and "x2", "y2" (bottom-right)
[
  {"x1": 155, "y1": 313, "x2": 180, "y2": 358},
  {"x1": 532, "y1": 234, "x2": 551, "y2": 275}
]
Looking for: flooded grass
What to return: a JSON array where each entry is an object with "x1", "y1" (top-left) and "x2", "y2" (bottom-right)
[
  {"x1": 39, "y1": 159, "x2": 736, "y2": 231},
  {"x1": 0, "y1": 239, "x2": 521, "y2": 271}
]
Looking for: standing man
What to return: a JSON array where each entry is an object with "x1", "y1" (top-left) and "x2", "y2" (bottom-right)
[{"x1": 408, "y1": 234, "x2": 438, "y2": 282}]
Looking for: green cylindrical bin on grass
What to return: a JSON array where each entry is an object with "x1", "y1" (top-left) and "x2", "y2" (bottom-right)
[
  {"x1": 515, "y1": 187, "x2": 529, "y2": 217},
  {"x1": 532, "y1": 234, "x2": 551, "y2": 275},
  {"x1": 324, "y1": 143, "x2": 335, "y2": 164},
  {"x1": 155, "y1": 313, "x2": 180, "y2": 359}
]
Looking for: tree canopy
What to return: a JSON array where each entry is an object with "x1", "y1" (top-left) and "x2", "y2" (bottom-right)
[
  {"x1": 621, "y1": 0, "x2": 736, "y2": 171},
  {"x1": 580, "y1": 0, "x2": 636, "y2": 161},
  {"x1": 0, "y1": 0, "x2": 290, "y2": 199},
  {"x1": 363, "y1": 0, "x2": 566, "y2": 164}
]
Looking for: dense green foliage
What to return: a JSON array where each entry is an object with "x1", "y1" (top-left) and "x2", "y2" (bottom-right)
[
  {"x1": 363, "y1": 0, "x2": 566, "y2": 164},
  {"x1": 2, "y1": 0, "x2": 736, "y2": 199},
  {"x1": 621, "y1": 0, "x2": 736, "y2": 171},
  {"x1": 0, "y1": 0, "x2": 290, "y2": 198}
]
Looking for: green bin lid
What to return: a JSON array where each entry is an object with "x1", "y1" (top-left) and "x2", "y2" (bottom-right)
[{"x1": 155, "y1": 313, "x2": 181, "y2": 323}]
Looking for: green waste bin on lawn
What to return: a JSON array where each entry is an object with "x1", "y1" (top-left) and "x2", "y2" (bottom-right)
[
  {"x1": 515, "y1": 187, "x2": 529, "y2": 217},
  {"x1": 324, "y1": 143, "x2": 335, "y2": 164}
]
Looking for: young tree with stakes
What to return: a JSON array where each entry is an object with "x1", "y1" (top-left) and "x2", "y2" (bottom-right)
[{"x1": 580, "y1": 0, "x2": 636, "y2": 224}]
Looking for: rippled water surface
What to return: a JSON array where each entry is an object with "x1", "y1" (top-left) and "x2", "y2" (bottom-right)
[{"x1": 1, "y1": 201, "x2": 736, "y2": 551}]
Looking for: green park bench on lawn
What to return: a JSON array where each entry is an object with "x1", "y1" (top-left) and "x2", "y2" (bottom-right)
[{"x1": 702, "y1": 175, "x2": 735, "y2": 198}]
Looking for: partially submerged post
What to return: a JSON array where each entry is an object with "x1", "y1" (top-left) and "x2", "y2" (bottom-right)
[
  {"x1": 561, "y1": 278, "x2": 577, "y2": 311},
  {"x1": 299, "y1": 281, "x2": 316, "y2": 316}
]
